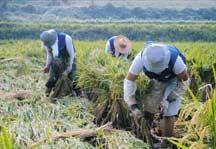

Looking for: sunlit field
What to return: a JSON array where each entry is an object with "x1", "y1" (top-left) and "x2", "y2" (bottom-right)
[{"x1": 0, "y1": 40, "x2": 215, "y2": 148}]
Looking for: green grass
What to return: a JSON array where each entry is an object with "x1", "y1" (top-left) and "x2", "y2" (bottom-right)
[
  {"x1": 0, "y1": 125, "x2": 13, "y2": 149},
  {"x1": 0, "y1": 40, "x2": 150, "y2": 148},
  {"x1": 0, "y1": 40, "x2": 215, "y2": 148},
  {"x1": 1, "y1": 21, "x2": 216, "y2": 34},
  {"x1": 1, "y1": 21, "x2": 216, "y2": 42}
]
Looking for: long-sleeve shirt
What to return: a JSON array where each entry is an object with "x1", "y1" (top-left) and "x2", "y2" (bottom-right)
[{"x1": 45, "y1": 34, "x2": 75, "y2": 73}]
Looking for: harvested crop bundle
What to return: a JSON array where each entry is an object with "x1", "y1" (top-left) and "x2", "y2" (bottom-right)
[
  {"x1": 51, "y1": 75, "x2": 73, "y2": 98},
  {"x1": 95, "y1": 98, "x2": 131, "y2": 129},
  {"x1": 132, "y1": 117, "x2": 153, "y2": 146},
  {"x1": 77, "y1": 49, "x2": 133, "y2": 128},
  {"x1": 1, "y1": 40, "x2": 216, "y2": 148}
]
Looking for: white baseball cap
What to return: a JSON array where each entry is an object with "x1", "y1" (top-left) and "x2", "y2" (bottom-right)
[{"x1": 142, "y1": 44, "x2": 170, "y2": 73}]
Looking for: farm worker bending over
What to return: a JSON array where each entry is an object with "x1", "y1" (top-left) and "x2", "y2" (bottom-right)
[
  {"x1": 105, "y1": 35, "x2": 132, "y2": 60},
  {"x1": 124, "y1": 43, "x2": 190, "y2": 137},
  {"x1": 40, "y1": 29, "x2": 76, "y2": 97}
]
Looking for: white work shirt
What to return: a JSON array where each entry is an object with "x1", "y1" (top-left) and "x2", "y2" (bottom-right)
[
  {"x1": 44, "y1": 34, "x2": 75, "y2": 72},
  {"x1": 129, "y1": 50, "x2": 186, "y2": 76}
]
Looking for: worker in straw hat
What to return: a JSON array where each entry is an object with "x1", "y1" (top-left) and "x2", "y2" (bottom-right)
[
  {"x1": 40, "y1": 29, "x2": 77, "y2": 97},
  {"x1": 105, "y1": 35, "x2": 132, "y2": 60},
  {"x1": 123, "y1": 43, "x2": 190, "y2": 141}
]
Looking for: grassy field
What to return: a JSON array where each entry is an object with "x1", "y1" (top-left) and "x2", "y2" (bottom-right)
[
  {"x1": 1, "y1": 21, "x2": 216, "y2": 41},
  {"x1": 0, "y1": 40, "x2": 215, "y2": 148}
]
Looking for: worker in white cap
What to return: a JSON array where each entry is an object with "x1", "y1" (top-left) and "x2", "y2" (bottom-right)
[
  {"x1": 105, "y1": 35, "x2": 132, "y2": 60},
  {"x1": 40, "y1": 29, "x2": 77, "y2": 97},
  {"x1": 123, "y1": 43, "x2": 190, "y2": 139}
]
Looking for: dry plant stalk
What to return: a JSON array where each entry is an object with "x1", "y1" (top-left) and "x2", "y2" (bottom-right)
[
  {"x1": 0, "y1": 58, "x2": 18, "y2": 63},
  {"x1": 52, "y1": 75, "x2": 73, "y2": 98},
  {"x1": 30, "y1": 122, "x2": 112, "y2": 149},
  {"x1": 95, "y1": 98, "x2": 131, "y2": 129},
  {"x1": 132, "y1": 117, "x2": 153, "y2": 146},
  {"x1": 0, "y1": 90, "x2": 32, "y2": 100}
]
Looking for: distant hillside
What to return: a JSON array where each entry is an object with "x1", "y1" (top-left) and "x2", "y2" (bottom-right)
[
  {"x1": 1, "y1": 0, "x2": 216, "y2": 21},
  {"x1": 6, "y1": 0, "x2": 216, "y2": 9}
]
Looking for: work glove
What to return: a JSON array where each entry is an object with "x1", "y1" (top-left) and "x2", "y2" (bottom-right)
[
  {"x1": 63, "y1": 66, "x2": 72, "y2": 77},
  {"x1": 159, "y1": 99, "x2": 169, "y2": 114},
  {"x1": 62, "y1": 70, "x2": 69, "y2": 77},
  {"x1": 130, "y1": 104, "x2": 143, "y2": 119}
]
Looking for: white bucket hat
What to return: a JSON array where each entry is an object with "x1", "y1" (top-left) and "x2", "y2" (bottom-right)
[
  {"x1": 142, "y1": 44, "x2": 170, "y2": 73},
  {"x1": 40, "y1": 29, "x2": 57, "y2": 47},
  {"x1": 114, "y1": 35, "x2": 132, "y2": 54}
]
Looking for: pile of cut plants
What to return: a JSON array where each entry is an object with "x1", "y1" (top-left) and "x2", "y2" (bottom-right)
[
  {"x1": 76, "y1": 42, "x2": 216, "y2": 148},
  {"x1": 0, "y1": 40, "x2": 216, "y2": 148},
  {"x1": 0, "y1": 40, "x2": 149, "y2": 149}
]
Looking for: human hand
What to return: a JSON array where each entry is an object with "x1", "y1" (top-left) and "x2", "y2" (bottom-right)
[
  {"x1": 130, "y1": 104, "x2": 143, "y2": 119},
  {"x1": 159, "y1": 100, "x2": 169, "y2": 114},
  {"x1": 62, "y1": 70, "x2": 69, "y2": 77},
  {"x1": 43, "y1": 66, "x2": 50, "y2": 73},
  {"x1": 131, "y1": 108, "x2": 143, "y2": 119}
]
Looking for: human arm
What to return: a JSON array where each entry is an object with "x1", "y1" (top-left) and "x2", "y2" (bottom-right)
[
  {"x1": 105, "y1": 40, "x2": 113, "y2": 54},
  {"x1": 124, "y1": 72, "x2": 138, "y2": 108},
  {"x1": 64, "y1": 35, "x2": 75, "y2": 74},
  {"x1": 124, "y1": 73, "x2": 143, "y2": 118},
  {"x1": 124, "y1": 52, "x2": 143, "y2": 116},
  {"x1": 160, "y1": 56, "x2": 190, "y2": 113},
  {"x1": 173, "y1": 56, "x2": 189, "y2": 80},
  {"x1": 173, "y1": 56, "x2": 190, "y2": 86},
  {"x1": 43, "y1": 47, "x2": 53, "y2": 73}
]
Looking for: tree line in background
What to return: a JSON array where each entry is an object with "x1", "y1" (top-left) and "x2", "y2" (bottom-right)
[
  {"x1": 1, "y1": 2, "x2": 216, "y2": 21},
  {"x1": 0, "y1": 22, "x2": 216, "y2": 42}
]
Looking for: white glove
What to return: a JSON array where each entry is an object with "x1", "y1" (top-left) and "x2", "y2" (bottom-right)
[
  {"x1": 65, "y1": 66, "x2": 72, "y2": 73},
  {"x1": 182, "y1": 78, "x2": 191, "y2": 90},
  {"x1": 63, "y1": 70, "x2": 69, "y2": 76},
  {"x1": 131, "y1": 108, "x2": 143, "y2": 119},
  {"x1": 124, "y1": 79, "x2": 137, "y2": 107},
  {"x1": 169, "y1": 78, "x2": 191, "y2": 100},
  {"x1": 160, "y1": 99, "x2": 169, "y2": 114},
  {"x1": 129, "y1": 104, "x2": 143, "y2": 118}
]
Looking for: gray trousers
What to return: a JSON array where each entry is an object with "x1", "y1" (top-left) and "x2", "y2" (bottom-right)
[{"x1": 142, "y1": 78, "x2": 188, "y2": 116}]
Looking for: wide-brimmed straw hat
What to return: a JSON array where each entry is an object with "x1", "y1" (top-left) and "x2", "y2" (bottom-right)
[
  {"x1": 40, "y1": 29, "x2": 57, "y2": 47},
  {"x1": 142, "y1": 44, "x2": 170, "y2": 73},
  {"x1": 114, "y1": 35, "x2": 132, "y2": 54}
]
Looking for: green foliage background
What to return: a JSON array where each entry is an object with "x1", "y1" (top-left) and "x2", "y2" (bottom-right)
[{"x1": 1, "y1": 22, "x2": 216, "y2": 42}]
